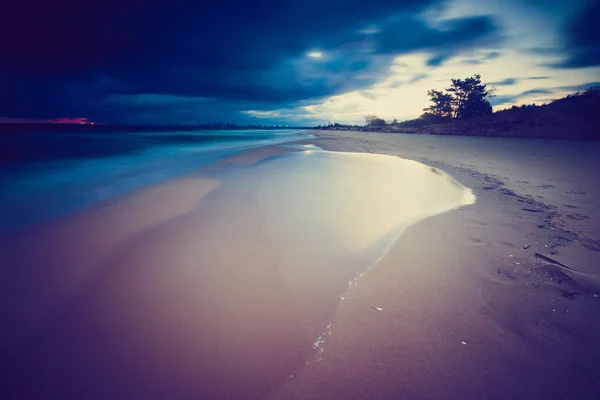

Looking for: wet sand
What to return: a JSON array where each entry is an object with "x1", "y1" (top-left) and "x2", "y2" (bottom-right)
[
  {"x1": 1, "y1": 132, "x2": 599, "y2": 399},
  {"x1": 0, "y1": 143, "x2": 473, "y2": 399}
]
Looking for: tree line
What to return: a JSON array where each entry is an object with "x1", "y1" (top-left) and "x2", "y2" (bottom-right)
[
  {"x1": 314, "y1": 83, "x2": 600, "y2": 140},
  {"x1": 364, "y1": 74, "x2": 494, "y2": 128}
]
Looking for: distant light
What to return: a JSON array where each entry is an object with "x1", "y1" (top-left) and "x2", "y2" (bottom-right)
[{"x1": 307, "y1": 51, "x2": 324, "y2": 59}]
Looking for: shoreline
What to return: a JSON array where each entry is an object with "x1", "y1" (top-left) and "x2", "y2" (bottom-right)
[
  {"x1": 2, "y1": 132, "x2": 600, "y2": 399},
  {"x1": 0, "y1": 128, "x2": 314, "y2": 233},
  {"x1": 2, "y1": 141, "x2": 474, "y2": 399},
  {"x1": 0, "y1": 143, "x2": 304, "y2": 348}
]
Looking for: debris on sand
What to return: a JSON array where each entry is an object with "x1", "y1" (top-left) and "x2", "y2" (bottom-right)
[
  {"x1": 534, "y1": 252, "x2": 574, "y2": 270},
  {"x1": 372, "y1": 306, "x2": 383, "y2": 312}
]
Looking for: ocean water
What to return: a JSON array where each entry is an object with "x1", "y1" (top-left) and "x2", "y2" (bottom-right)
[{"x1": 0, "y1": 129, "x2": 311, "y2": 232}]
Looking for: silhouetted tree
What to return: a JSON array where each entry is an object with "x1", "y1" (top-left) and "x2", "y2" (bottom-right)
[
  {"x1": 446, "y1": 74, "x2": 493, "y2": 119},
  {"x1": 365, "y1": 114, "x2": 386, "y2": 127},
  {"x1": 423, "y1": 89, "x2": 453, "y2": 117}
]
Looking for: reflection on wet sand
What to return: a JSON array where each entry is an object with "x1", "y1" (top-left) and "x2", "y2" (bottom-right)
[{"x1": 1, "y1": 146, "x2": 474, "y2": 399}]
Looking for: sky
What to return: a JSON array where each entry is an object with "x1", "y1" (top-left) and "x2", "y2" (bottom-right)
[{"x1": 2, "y1": 0, "x2": 599, "y2": 126}]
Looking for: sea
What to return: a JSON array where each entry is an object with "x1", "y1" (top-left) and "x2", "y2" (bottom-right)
[{"x1": 0, "y1": 129, "x2": 311, "y2": 233}]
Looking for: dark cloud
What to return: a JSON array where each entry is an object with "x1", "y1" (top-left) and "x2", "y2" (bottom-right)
[
  {"x1": 492, "y1": 81, "x2": 599, "y2": 107},
  {"x1": 427, "y1": 54, "x2": 450, "y2": 67},
  {"x1": 555, "y1": 81, "x2": 600, "y2": 92},
  {"x1": 490, "y1": 78, "x2": 519, "y2": 86},
  {"x1": 491, "y1": 88, "x2": 554, "y2": 106},
  {"x1": 389, "y1": 73, "x2": 429, "y2": 88},
  {"x1": 459, "y1": 50, "x2": 501, "y2": 65},
  {"x1": 460, "y1": 59, "x2": 483, "y2": 65},
  {"x1": 490, "y1": 95, "x2": 520, "y2": 106},
  {"x1": 520, "y1": 88, "x2": 554, "y2": 96},
  {"x1": 377, "y1": 15, "x2": 500, "y2": 68},
  {"x1": 483, "y1": 51, "x2": 502, "y2": 60},
  {"x1": 376, "y1": 15, "x2": 498, "y2": 55},
  {"x1": 1, "y1": 0, "x2": 500, "y2": 123},
  {"x1": 408, "y1": 73, "x2": 429, "y2": 84},
  {"x1": 556, "y1": 1, "x2": 600, "y2": 68},
  {"x1": 491, "y1": 77, "x2": 600, "y2": 106},
  {"x1": 525, "y1": 76, "x2": 551, "y2": 80}
]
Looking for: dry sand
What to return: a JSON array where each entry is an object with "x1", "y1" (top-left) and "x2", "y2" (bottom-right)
[{"x1": 1, "y1": 132, "x2": 600, "y2": 399}]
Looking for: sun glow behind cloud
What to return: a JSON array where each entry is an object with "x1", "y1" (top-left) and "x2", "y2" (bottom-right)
[
  {"x1": 245, "y1": 47, "x2": 600, "y2": 125},
  {"x1": 240, "y1": 0, "x2": 600, "y2": 125}
]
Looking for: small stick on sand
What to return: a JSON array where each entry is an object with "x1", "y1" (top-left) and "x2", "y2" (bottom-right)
[{"x1": 534, "y1": 252, "x2": 575, "y2": 271}]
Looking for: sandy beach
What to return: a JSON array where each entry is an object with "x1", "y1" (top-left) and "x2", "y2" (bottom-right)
[
  {"x1": 2, "y1": 131, "x2": 600, "y2": 399},
  {"x1": 271, "y1": 131, "x2": 600, "y2": 399}
]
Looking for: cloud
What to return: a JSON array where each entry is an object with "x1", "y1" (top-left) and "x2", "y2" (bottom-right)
[
  {"x1": 458, "y1": 50, "x2": 502, "y2": 66},
  {"x1": 491, "y1": 79, "x2": 600, "y2": 107},
  {"x1": 242, "y1": 106, "x2": 324, "y2": 125},
  {"x1": 491, "y1": 87, "x2": 554, "y2": 106},
  {"x1": 427, "y1": 54, "x2": 450, "y2": 67},
  {"x1": 408, "y1": 73, "x2": 429, "y2": 84},
  {"x1": 387, "y1": 71, "x2": 428, "y2": 88},
  {"x1": 0, "y1": 0, "x2": 503, "y2": 123},
  {"x1": 377, "y1": 15, "x2": 500, "y2": 67},
  {"x1": 490, "y1": 78, "x2": 518, "y2": 86},
  {"x1": 555, "y1": 2, "x2": 600, "y2": 68},
  {"x1": 461, "y1": 59, "x2": 483, "y2": 65},
  {"x1": 490, "y1": 95, "x2": 520, "y2": 106},
  {"x1": 554, "y1": 81, "x2": 600, "y2": 92},
  {"x1": 243, "y1": 110, "x2": 283, "y2": 119},
  {"x1": 483, "y1": 51, "x2": 502, "y2": 60},
  {"x1": 520, "y1": 88, "x2": 553, "y2": 96}
]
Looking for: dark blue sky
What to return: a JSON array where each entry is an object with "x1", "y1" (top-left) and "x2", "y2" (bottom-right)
[{"x1": 1, "y1": 0, "x2": 599, "y2": 125}]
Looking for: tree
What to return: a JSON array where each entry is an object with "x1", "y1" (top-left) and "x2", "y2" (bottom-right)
[
  {"x1": 423, "y1": 89, "x2": 453, "y2": 117},
  {"x1": 365, "y1": 114, "x2": 386, "y2": 127},
  {"x1": 446, "y1": 74, "x2": 493, "y2": 119}
]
